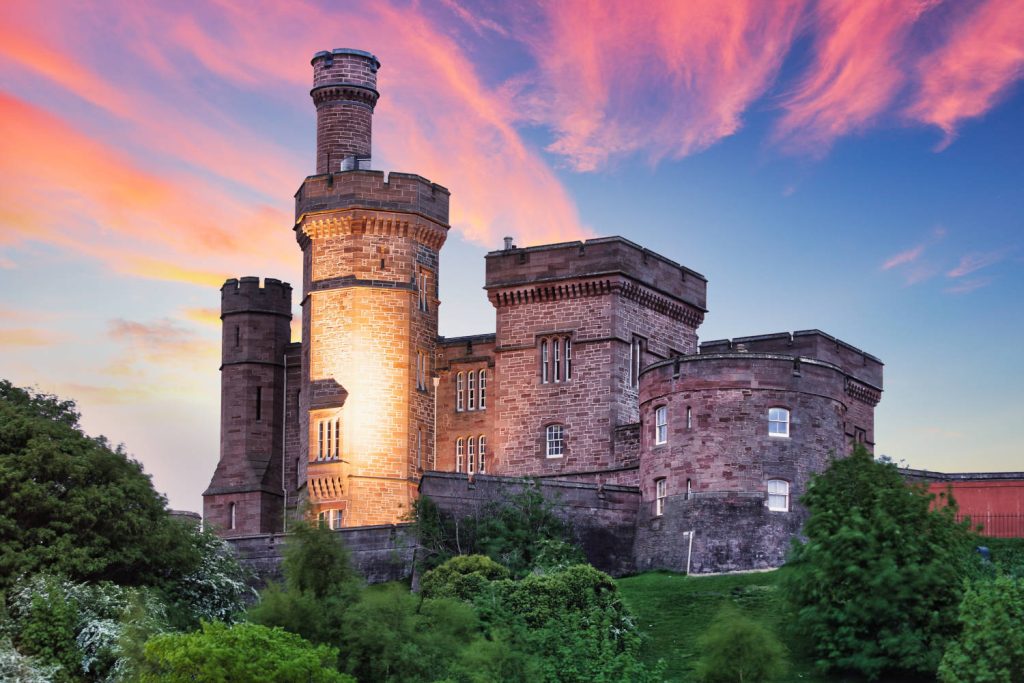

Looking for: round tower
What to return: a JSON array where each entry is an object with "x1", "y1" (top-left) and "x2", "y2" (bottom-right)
[
  {"x1": 204, "y1": 276, "x2": 293, "y2": 536},
  {"x1": 311, "y1": 48, "x2": 381, "y2": 174},
  {"x1": 296, "y1": 48, "x2": 450, "y2": 527}
]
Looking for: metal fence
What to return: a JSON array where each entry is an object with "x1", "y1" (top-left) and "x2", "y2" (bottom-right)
[{"x1": 956, "y1": 513, "x2": 1024, "y2": 538}]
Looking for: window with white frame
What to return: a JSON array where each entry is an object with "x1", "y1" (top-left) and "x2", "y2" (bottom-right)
[
  {"x1": 541, "y1": 340, "x2": 549, "y2": 383},
  {"x1": 479, "y1": 370, "x2": 487, "y2": 409},
  {"x1": 456, "y1": 372, "x2": 464, "y2": 411},
  {"x1": 768, "y1": 408, "x2": 790, "y2": 437},
  {"x1": 655, "y1": 405, "x2": 668, "y2": 445},
  {"x1": 630, "y1": 336, "x2": 644, "y2": 387},
  {"x1": 467, "y1": 370, "x2": 476, "y2": 410},
  {"x1": 655, "y1": 478, "x2": 667, "y2": 516},
  {"x1": 541, "y1": 336, "x2": 572, "y2": 384},
  {"x1": 317, "y1": 417, "x2": 341, "y2": 460},
  {"x1": 467, "y1": 437, "x2": 476, "y2": 474},
  {"x1": 318, "y1": 509, "x2": 344, "y2": 530},
  {"x1": 456, "y1": 438, "x2": 464, "y2": 472},
  {"x1": 417, "y1": 270, "x2": 429, "y2": 312},
  {"x1": 767, "y1": 479, "x2": 790, "y2": 511},
  {"x1": 545, "y1": 424, "x2": 564, "y2": 458},
  {"x1": 478, "y1": 435, "x2": 486, "y2": 473}
]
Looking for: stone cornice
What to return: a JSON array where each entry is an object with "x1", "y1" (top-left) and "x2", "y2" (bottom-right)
[
  {"x1": 488, "y1": 275, "x2": 705, "y2": 326},
  {"x1": 845, "y1": 377, "x2": 882, "y2": 406},
  {"x1": 296, "y1": 211, "x2": 448, "y2": 251}
]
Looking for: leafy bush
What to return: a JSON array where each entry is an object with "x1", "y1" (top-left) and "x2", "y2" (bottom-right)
[
  {"x1": 694, "y1": 604, "x2": 787, "y2": 683},
  {"x1": 139, "y1": 621, "x2": 352, "y2": 683},
  {"x1": 0, "y1": 636, "x2": 60, "y2": 683},
  {"x1": 420, "y1": 554, "x2": 509, "y2": 601},
  {"x1": 938, "y1": 574, "x2": 1024, "y2": 683},
  {"x1": 784, "y1": 444, "x2": 977, "y2": 679}
]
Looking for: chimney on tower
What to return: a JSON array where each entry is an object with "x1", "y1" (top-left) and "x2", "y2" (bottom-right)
[{"x1": 310, "y1": 48, "x2": 381, "y2": 175}]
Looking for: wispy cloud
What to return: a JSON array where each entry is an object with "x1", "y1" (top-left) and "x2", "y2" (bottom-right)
[
  {"x1": 880, "y1": 227, "x2": 946, "y2": 282},
  {"x1": 906, "y1": 0, "x2": 1024, "y2": 148},
  {"x1": 0, "y1": 328, "x2": 65, "y2": 347},
  {"x1": 181, "y1": 307, "x2": 222, "y2": 328},
  {"x1": 946, "y1": 249, "x2": 1011, "y2": 278},
  {"x1": 882, "y1": 244, "x2": 926, "y2": 271},
  {"x1": 945, "y1": 277, "x2": 994, "y2": 294}
]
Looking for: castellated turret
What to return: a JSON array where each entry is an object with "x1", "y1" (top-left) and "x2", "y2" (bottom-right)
[
  {"x1": 204, "y1": 277, "x2": 292, "y2": 536},
  {"x1": 295, "y1": 48, "x2": 450, "y2": 527}
]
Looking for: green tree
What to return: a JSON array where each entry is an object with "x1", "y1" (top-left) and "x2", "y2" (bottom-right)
[
  {"x1": 420, "y1": 554, "x2": 509, "y2": 601},
  {"x1": 139, "y1": 621, "x2": 352, "y2": 683},
  {"x1": 694, "y1": 604, "x2": 787, "y2": 683},
  {"x1": 0, "y1": 381, "x2": 200, "y2": 591},
  {"x1": 784, "y1": 444, "x2": 977, "y2": 679},
  {"x1": 938, "y1": 574, "x2": 1024, "y2": 683}
]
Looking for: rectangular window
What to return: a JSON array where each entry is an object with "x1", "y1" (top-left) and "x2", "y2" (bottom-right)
[
  {"x1": 554, "y1": 340, "x2": 561, "y2": 382},
  {"x1": 565, "y1": 339, "x2": 572, "y2": 380},
  {"x1": 541, "y1": 340, "x2": 549, "y2": 384},
  {"x1": 467, "y1": 437, "x2": 476, "y2": 475},
  {"x1": 545, "y1": 424, "x2": 564, "y2": 458},
  {"x1": 317, "y1": 421, "x2": 324, "y2": 460},
  {"x1": 332, "y1": 509, "x2": 343, "y2": 529},
  {"x1": 686, "y1": 406, "x2": 692, "y2": 430},
  {"x1": 854, "y1": 427, "x2": 866, "y2": 443},
  {"x1": 479, "y1": 370, "x2": 487, "y2": 409},
  {"x1": 768, "y1": 408, "x2": 790, "y2": 437},
  {"x1": 456, "y1": 372, "x2": 464, "y2": 411},
  {"x1": 255, "y1": 386, "x2": 262, "y2": 421},
  {"x1": 767, "y1": 479, "x2": 790, "y2": 511},
  {"x1": 418, "y1": 271, "x2": 429, "y2": 312},
  {"x1": 655, "y1": 406, "x2": 668, "y2": 445},
  {"x1": 468, "y1": 370, "x2": 476, "y2": 410},
  {"x1": 456, "y1": 439, "x2": 464, "y2": 472},
  {"x1": 655, "y1": 478, "x2": 667, "y2": 516},
  {"x1": 478, "y1": 436, "x2": 486, "y2": 473}
]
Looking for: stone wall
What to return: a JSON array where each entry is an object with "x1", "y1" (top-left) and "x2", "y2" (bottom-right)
[
  {"x1": 419, "y1": 472, "x2": 640, "y2": 576},
  {"x1": 436, "y1": 335, "x2": 496, "y2": 474}
]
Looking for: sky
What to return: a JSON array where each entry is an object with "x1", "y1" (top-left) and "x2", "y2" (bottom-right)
[{"x1": 1, "y1": 0, "x2": 1022, "y2": 512}]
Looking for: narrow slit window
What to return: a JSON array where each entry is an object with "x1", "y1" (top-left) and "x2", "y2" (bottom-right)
[
  {"x1": 686, "y1": 406, "x2": 692, "y2": 430},
  {"x1": 456, "y1": 438, "x2": 464, "y2": 472},
  {"x1": 417, "y1": 429, "x2": 423, "y2": 469},
  {"x1": 478, "y1": 436, "x2": 486, "y2": 473},
  {"x1": 255, "y1": 386, "x2": 262, "y2": 421},
  {"x1": 554, "y1": 339, "x2": 561, "y2": 382},
  {"x1": 468, "y1": 371, "x2": 476, "y2": 410},
  {"x1": 456, "y1": 372, "x2": 464, "y2": 412},
  {"x1": 479, "y1": 370, "x2": 487, "y2": 409},
  {"x1": 541, "y1": 340, "x2": 549, "y2": 383},
  {"x1": 467, "y1": 437, "x2": 476, "y2": 475},
  {"x1": 228, "y1": 502, "x2": 236, "y2": 530},
  {"x1": 565, "y1": 338, "x2": 572, "y2": 380},
  {"x1": 235, "y1": 326, "x2": 240, "y2": 348}
]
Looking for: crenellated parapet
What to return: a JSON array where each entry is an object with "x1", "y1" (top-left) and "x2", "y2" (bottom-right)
[
  {"x1": 296, "y1": 170, "x2": 450, "y2": 228},
  {"x1": 221, "y1": 277, "x2": 292, "y2": 317}
]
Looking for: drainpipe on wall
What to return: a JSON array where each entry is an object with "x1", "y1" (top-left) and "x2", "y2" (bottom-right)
[
  {"x1": 686, "y1": 529, "x2": 695, "y2": 575},
  {"x1": 282, "y1": 352, "x2": 288, "y2": 533},
  {"x1": 432, "y1": 376, "x2": 440, "y2": 470}
]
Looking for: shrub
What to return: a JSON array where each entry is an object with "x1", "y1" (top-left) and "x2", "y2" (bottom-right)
[
  {"x1": 420, "y1": 554, "x2": 509, "y2": 601},
  {"x1": 0, "y1": 636, "x2": 60, "y2": 683},
  {"x1": 783, "y1": 445, "x2": 976, "y2": 679},
  {"x1": 694, "y1": 604, "x2": 787, "y2": 683},
  {"x1": 938, "y1": 574, "x2": 1024, "y2": 683}
]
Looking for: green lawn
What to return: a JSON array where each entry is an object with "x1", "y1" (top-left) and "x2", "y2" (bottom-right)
[{"x1": 618, "y1": 569, "x2": 923, "y2": 683}]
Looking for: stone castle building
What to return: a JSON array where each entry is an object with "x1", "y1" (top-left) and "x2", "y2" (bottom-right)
[{"x1": 203, "y1": 48, "x2": 884, "y2": 574}]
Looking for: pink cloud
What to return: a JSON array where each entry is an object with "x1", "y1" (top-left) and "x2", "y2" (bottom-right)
[
  {"x1": 774, "y1": 0, "x2": 936, "y2": 155},
  {"x1": 945, "y1": 277, "x2": 994, "y2": 294},
  {"x1": 906, "y1": 0, "x2": 1024, "y2": 147},
  {"x1": 946, "y1": 250, "x2": 1010, "y2": 278},
  {"x1": 882, "y1": 244, "x2": 925, "y2": 270},
  {"x1": 505, "y1": 0, "x2": 806, "y2": 171}
]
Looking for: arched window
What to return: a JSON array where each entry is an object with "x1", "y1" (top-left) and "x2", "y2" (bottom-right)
[
  {"x1": 479, "y1": 370, "x2": 487, "y2": 409},
  {"x1": 467, "y1": 437, "x2": 476, "y2": 474},
  {"x1": 478, "y1": 436, "x2": 486, "y2": 473},
  {"x1": 686, "y1": 478, "x2": 692, "y2": 500},
  {"x1": 655, "y1": 406, "x2": 668, "y2": 445},
  {"x1": 468, "y1": 370, "x2": 476, "y2": 410},
  {"x1": 767, "y1": 479, "x2": 790, "y2": 511},
  {"x1": 456, "y1": 372, "x2": 464, "y2": 412},
  {"x1": 554, "y1": 339, "x2": 561, "y2": 382},
  {"x1": 655, "y1": 478, "x2": 667, "y2": 516},
  {"x1": 456, "y1": 438, "x2": 464, "y2": 472},
  {"x1": 545, "y1": 424, "x2": 564, "y2": 458},
  {"x1": 768, "y1": 408, "x2": 790, "y2": 437},
  {"x1": 541, "y1": 340, "x2": 550, "y2": 383},
  {"x1": 228, "y1": 502, "x2": 236, "y2": 530}
]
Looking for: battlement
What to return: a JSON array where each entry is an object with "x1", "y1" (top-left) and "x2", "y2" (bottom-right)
[
  {"x1": 484, "y1": 236, "x2": 707, "y2": 310},
  {"x1": 221, "y1": 277, "x2": 293, "y2": 316},
  {"x1": 699, "y1": 330, "x2": 882, "y2": 388},
  {"x1": 295, "y1": 170, "x2": 450, "y2": 226}
]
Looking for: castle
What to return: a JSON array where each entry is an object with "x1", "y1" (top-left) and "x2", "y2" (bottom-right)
[{"x1": 203, "y1": 48, "x2": 884, "y2": 575}]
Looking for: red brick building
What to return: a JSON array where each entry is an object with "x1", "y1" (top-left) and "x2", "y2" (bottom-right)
[{"x1": 203, "y1": 47, "x2": 894, "y2": 573}]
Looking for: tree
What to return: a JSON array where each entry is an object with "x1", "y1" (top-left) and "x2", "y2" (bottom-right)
[
  {"x1": 419, "y1": 554, "x2": 509, "y2": 601},
  {"x1": 938, "y1": 574, "x2": 1024, "y2": 683},
  {"x1": 139, "y1": 621, "x2": 352, "y2": 683},
  {"x1": 0, "y1": 381, "x2": 200, "y2": 591},
  {"x1": 783, "y1": 444, "x2": 977, "y2": 679},
  {"x1": 694, "y1": 604, "x2": 787, "y2": 683}
]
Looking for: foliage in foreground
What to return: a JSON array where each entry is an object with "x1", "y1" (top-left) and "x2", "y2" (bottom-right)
[
  {"x1": 783, "y1": 444, "x2": 978, "y2": 680},
  {"x1": 411, "y1": 484, "x2": 583, "y2": 577},
  {"x1": 693, "y1": 604, "x2": 787, "y2": 683},
  {"x1": 938, "y1": 573, "x2": 1024, "y2": 683},
  {"x1": 139, "y1": 621, "x2": 353, "y2": 683}
]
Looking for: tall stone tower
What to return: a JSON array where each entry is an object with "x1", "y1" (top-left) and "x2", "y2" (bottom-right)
[
  {"x1": 204, "y1": 277, "x2": 293, "y2": 536},
  {"x1": 295, "y1": 49, "x2": 450, "y2": 526}
]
